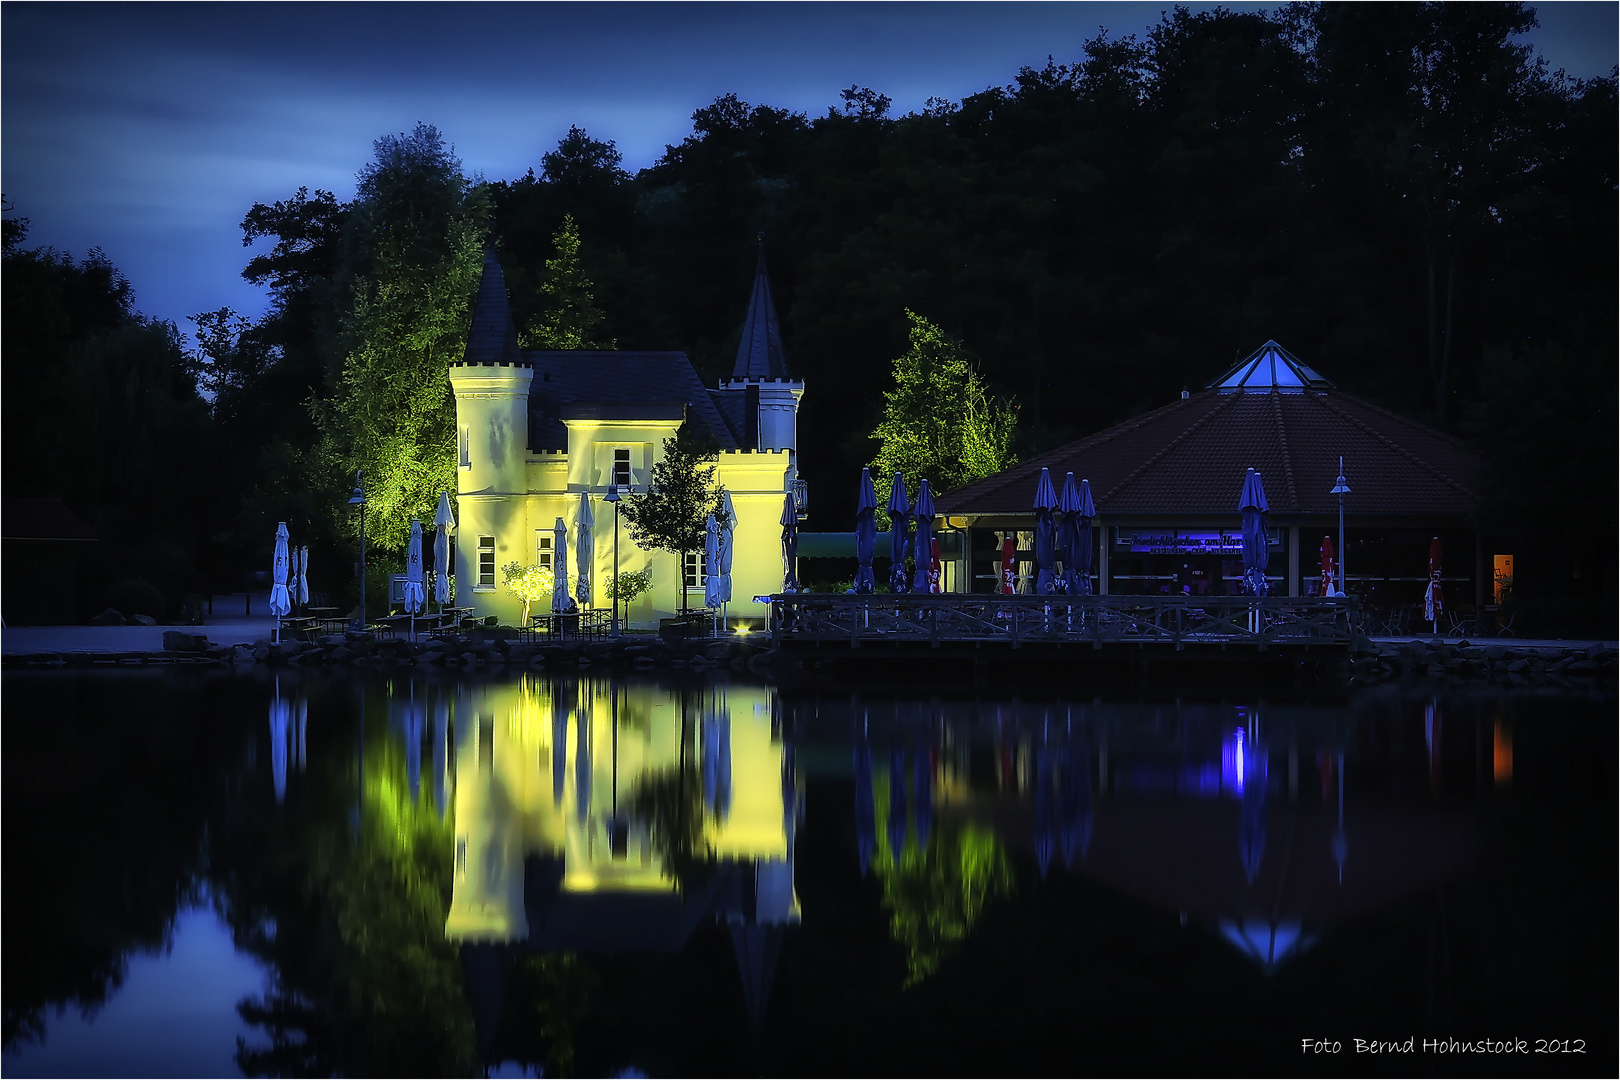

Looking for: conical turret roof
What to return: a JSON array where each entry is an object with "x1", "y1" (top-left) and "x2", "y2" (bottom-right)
[
  {"x1": 462, "y1": 246, "x2": 522, "y2": 365},
  {"x1": 732, "y1": 233, "x2": 791, "y2": 380}
]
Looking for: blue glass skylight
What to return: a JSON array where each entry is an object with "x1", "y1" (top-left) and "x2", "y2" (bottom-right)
[{"x1": 1207, "y1": 341, "x2": 1334, "y2": 393}]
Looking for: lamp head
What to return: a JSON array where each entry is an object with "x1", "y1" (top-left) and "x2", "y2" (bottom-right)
[
  {"x1": 604, "y1": 483, "x2": 620, "y2": 503},
  {"x1": 347, "y1": 488, "x2": 366, "y2": 506},
  {"x1": 1330, "y1": 475, "x2": 1350, "y2": 496}
]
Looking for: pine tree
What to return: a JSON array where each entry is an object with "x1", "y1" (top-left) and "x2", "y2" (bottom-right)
[{"x1": 521, "y1": 214, "x2": 613, "y2": 349}]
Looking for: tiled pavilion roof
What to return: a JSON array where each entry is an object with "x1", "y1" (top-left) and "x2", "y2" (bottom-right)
[{"x1": 936, "y1": 350, "x2": 1479, "y2": 520}]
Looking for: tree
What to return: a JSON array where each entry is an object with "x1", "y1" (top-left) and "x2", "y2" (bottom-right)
[
  {"x1": 502, "y1": 561, "x2": 555, "y2": 625},
  {"x1": 520, "y1": 214, "x2": 614, "y2": 349},
  {"x1": 870, "y1": 311, "x2": 1018, "y2": 500},
  {"x1": 316, "y1": 123, "x2": 488, "y2": 553},
  {"x1": 618, "y1": 421, "x2": 726, "y2": 613}
]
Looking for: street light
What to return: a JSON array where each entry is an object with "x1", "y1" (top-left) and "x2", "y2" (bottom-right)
[
  {"x1": 1329, "y1": 457, "x2": 1351, "y2": 597},
  {"x1": 603, "y1": 481, "x2": 622, "y2": 637},
  {"x1": 348, "y1": 469, "x2": 367, "y2": 630}
]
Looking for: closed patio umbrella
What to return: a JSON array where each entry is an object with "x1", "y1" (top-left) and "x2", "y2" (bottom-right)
[
  {"x1": 1424, "y1": 536, "x2": 1443, "y2": 634},
  {"x1": 853, "y1": 468, "x2": 877, "y2": 594},
  {"x1": 1239, "y1": 469, "x2": 1271, "y2": 596},
  {"x1": 885, "y1": 473, "x2": 911, "y2": 594},
  {"x1": 911, "y1": 480, "x2": 936, "y2": 593},
  {"x1": 780, "y1": 492, "x2": 800, "y2": 592},
  {"x1": 551, "y1": 517, "x2": 573, "y2": 613},
  {"x1": 575, "y1": 491, "x2": 595, "y2": 607},
  {"x1": 716, "y1": 490, "x2": 735, "y2": 626},
  {"x1": 705, "y1": 513, "x2": 724, "y2": 621},
  {"x1": 270, "y1": 522, "x2": 292, "y2": 641},
  {"x1": 296, "y1": 546, "x2": 310, "y2": 609},
  {"x1": 1074, "y1": 479, "x2": 1097, "y2": 595},
  {"x1": 1033, "y1": 468, "x2": 1058, "y2": 595},
  {"x1": 433, "y1": 491, "x2": 455, "y2": 608},
  {"x1": 403, "y1": 519, "x2": 426, "y2": 640}
]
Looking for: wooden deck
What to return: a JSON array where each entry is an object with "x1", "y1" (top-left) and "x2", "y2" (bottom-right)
[{"x1": 766, "y1": 593, "x2": 1359, "y2": 652}]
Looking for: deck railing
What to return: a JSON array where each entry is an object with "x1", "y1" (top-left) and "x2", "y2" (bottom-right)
[{"x1": 766, "y1": 593, "x2": 1360, "y2": 649}]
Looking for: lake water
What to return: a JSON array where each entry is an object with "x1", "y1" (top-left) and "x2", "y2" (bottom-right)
[{"x1": 2, "y1": 667, "x2": 1613, "y2": 1077}]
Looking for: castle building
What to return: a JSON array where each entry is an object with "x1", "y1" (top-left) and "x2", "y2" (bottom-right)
[{"x1": 449, "y1": 238, "x2": 804, "y2": 628}]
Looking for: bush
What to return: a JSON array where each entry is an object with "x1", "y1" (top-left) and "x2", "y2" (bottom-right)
[{"x1": 104, "y1": 578, "x2": 165, "y2": 621}]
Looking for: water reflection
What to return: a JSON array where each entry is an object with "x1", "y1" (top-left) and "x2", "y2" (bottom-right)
[
  {"x1": 815, "y1": 691, "x2": 1478, "y2": 979},
  {"x1": 441, "y1": 675, "x2": 801, "y2": 1058},
  {"x1": 7, "y1": 670, "x2": 1601, "y2": 1077}
]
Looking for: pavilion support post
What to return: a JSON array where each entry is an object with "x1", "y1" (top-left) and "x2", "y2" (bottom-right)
[
  {"x1": 1287, "y1": 526, "x2": 1300, "y2": 597},
  {"x1": 1097, "y1": 526, "x2": 1110, "y2": 596}
]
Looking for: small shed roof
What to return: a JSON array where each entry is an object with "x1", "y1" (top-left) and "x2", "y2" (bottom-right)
[
  {"x1": 2, "y1": 499, "x2": 98, "y2": 541},
  {"x1": 935, "y1": 387, "x2": 1478, "y2": 520}
]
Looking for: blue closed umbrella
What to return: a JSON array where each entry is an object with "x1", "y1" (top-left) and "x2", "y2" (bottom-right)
[
  {"x1": 1058, "y1": 472, "x2": 1082, "y2": 594},
  {"x1": 853, "y1": 468, "x2": 877, "y2": 594},
  {"x1": 779, "y1": 492, "x2": 800, "y2": 592},
  {"x1": 1240, "y1": 468, "x2": 1270, "y2": 596},
  {"x1": 911, "y1": 480, "x2": 936, "y2": 594},
  {"x1": 885, "y1": 473, "x2": 911, "y2": 594},
  {"x1": 1074, "y1": 478, "x2": 1096, "y2": 595},
  {"x1": 1033, "y1": 468, "x2": 1058, "y2": 595}
]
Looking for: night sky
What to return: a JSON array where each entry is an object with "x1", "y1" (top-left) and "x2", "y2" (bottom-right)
[{"x1": 4, "y1": 1, "x2": 1615, "y2": 337}]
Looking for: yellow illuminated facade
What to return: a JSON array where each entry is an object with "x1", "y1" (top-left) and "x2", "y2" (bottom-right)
[
  {"x1": 445, "y1": 676, "x2": 800, "y2": 945},
  {"x1": 449, "y1": 247, "x2": 805, "y2": 630}
]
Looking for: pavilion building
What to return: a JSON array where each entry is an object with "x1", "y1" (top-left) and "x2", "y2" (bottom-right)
[{"x1": 933, "y1": 342, "x2": 1490, "y2": 610}]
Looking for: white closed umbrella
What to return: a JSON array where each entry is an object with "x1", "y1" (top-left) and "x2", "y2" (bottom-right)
[
  {"x1": 717, "y1": 490, "x2": 735, "y2": 604},
  {"x1": 270, "y1": 522, "x2": 292, "y2": 642},
  {"x1": 433, "y1": 491, "x2": 454, "y2": 608},
  {"x1": 296, "y1": 546, "x2": 310, "y2": 608},
  {"x1": 551, "y1": 517, "x2": 573, "y2": 613},
  {"x1": 403, "y1": 519, "x2": 426, "y2": 639},
  {"x1": 704, "y1": 513, "x2": 723, "y2": 633},
  {"x1": 576, "y1": 490, "x2": 595, "y2": 607}
]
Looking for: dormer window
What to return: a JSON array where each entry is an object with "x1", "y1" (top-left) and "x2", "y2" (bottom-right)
[{"x1": 613, "y1": 448, "x2": 632, "y2": 487}]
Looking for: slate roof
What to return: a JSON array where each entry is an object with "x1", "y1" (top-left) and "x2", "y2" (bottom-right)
[
  {"x1": 934, "y1": 388, "x2": 1479, "y2": 520},
  {"x1": 524, "y1": 350, "x2": 740, "y2": 452},
  {"x1": 463, "y1": 247, "x2": 522, "y2": 365},
  {"x1": 732, "y1": 234, "x2": 791, "y2": 380}
]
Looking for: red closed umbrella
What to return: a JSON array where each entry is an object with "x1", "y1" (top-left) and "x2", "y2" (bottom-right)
[
  {"x1": 1423, "y1": 536, "x2": 1443, "y2": 632},
  {"x1": 1319, "y1": 536, "x2": 1335, "y2": 597},
  {"x1": 1000, "y1": 534, "x2": 1017, "y2": 595}
]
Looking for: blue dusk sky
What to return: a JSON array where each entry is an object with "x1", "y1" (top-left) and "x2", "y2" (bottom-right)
[{"x1": 4, "y1": 1, "x2": 1615, "y2": 337}]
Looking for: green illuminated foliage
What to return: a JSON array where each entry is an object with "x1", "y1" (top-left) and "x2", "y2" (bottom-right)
[
  {"x1": 605, "y1": 566, "x2": 654, "y2": 604},
  {"x1": 521, "y1": 214, "x2": 614, "y2": 350},
  {"x1": 869, "y1": 766, "x2": 1014, "y2": 988},
  {"x1": 870, "y1": 310, "x2": 1018, "y2": 511},
  {"x1": 316, "y1": 123, "x2": 489, "y2": 554}
]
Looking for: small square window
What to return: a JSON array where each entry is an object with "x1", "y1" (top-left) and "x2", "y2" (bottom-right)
[{"x1": 537, "y1": 533, "x2": 553, "y2": 569}]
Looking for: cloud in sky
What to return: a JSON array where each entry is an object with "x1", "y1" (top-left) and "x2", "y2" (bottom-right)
[{"x1": 4, "y1": 1, "x2": 1614, "y2": 336}]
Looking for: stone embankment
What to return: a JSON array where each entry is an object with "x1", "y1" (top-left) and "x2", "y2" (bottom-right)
[
  {"x1": 1350, "y1": 639, "x2": 1617, "y2": 687},
  {"x1": 7, "y1": 630, "x2": 785, "y2": 675}
]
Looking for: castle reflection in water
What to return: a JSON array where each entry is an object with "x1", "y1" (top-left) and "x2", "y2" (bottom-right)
[{"x1": 283, "y1": 674, "x2": 1483, "y2": 1043}]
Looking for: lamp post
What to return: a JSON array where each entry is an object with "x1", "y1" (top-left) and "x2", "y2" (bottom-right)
[
  {"x1": 1330, "y1": 457, "x2": 1351, "y2": 597},
  {"x1": 348, "y1": 470, "x2": 367, "y2": 630},
  {"x1": 604, "y1": 482, "x2": 622, "y2": 637}
]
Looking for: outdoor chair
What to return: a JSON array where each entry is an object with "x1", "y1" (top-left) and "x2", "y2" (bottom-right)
[
  {"x1": 1379, "y1": 608, "x2": 1410, "y2": 637},
  {"x1": 1495, "y1": 611, "x2": 1516, "y2": 638}
]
